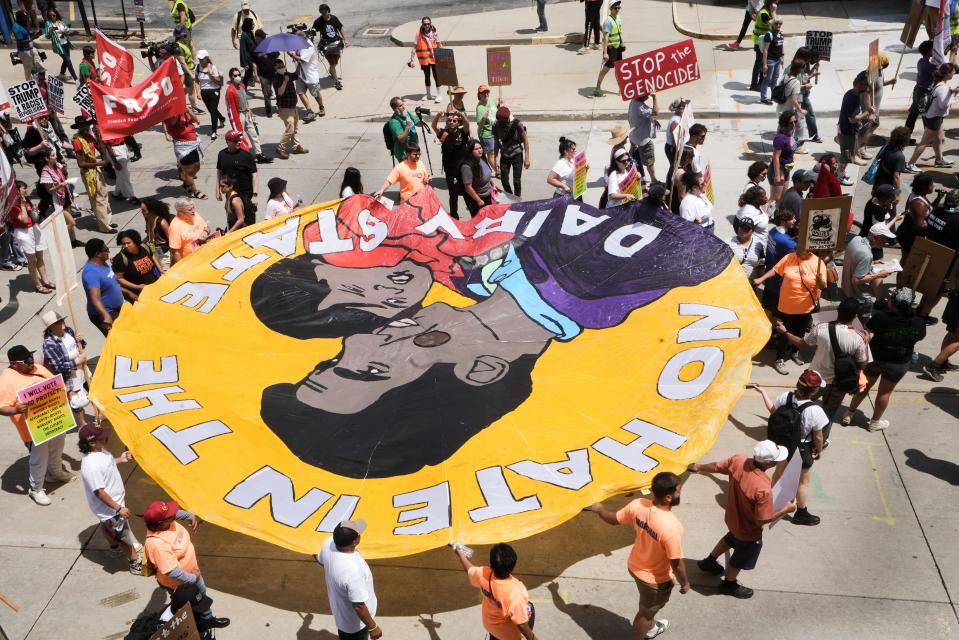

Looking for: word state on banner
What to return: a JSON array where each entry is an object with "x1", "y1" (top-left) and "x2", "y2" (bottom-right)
[
  {"x1": 8, "y1": 80, "x2": 48, "y2": 122},
  {"x1": 614, "y1": 38, "x2": 700, "y2": 101},
  {"x1": 47, "y1": 75, "x2": 65, "y2": 114},
  {"x1": 486, "y1": 46, "x2": 511, "y2": 86},
  {"x1": 73, "y1": 83, "x2": 94, "y2": 114},
  {"x1": 16, "y1": 374, "x2": 77, "y2": 446},
  {"x1": 90, "y1": 58, "x2": 186, "y2": 139},
  {"x1": 572, "y1": 151, "x2": 588, "y2": 199},
  {"x1": 804, "y1": 30, "x2": 832, "y2": 61}
]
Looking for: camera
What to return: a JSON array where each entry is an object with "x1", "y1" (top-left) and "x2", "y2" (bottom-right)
[
  {"x1": 287, "y1": 22, "x2": 308, "y2": 33},
  {"x1": 140, "y1": 38, "x2": 175, "y2": 59},
  {"x1": 415, "y1": 106, "x2": 430, "y2": 117},
  {"x1": 9, "y1": 50, "x2": 46, "y2": 66}
]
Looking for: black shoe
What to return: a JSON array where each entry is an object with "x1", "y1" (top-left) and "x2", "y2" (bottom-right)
[
  {"x1": 129, "y1": 197, "x2": 141, "y2": 205},
  {"x1": 109, "y1": 191, "x2": 125, "y2": 200},
  {"x1": 808, "y1": 136, "x2": 822, "y2": 143},
  {"x1": 71, "y1": 239, "x2": 85, "y2": 248},
  {"x1": 131, "y1": 153, "x2": 142, "y2": 162},
  {"x1": 748, "y1": 84, "x2": 759, "y2": 91},
  {"x1": 697, "y1": 556, "x2": 724, "y2": 575},
  {"x1": 941, "y1": 360, "x2": 959, "y2": 372},
  {"x1": 334, "y1": 80, "x2": 343, "y2": 90},
  {"x1": 791, "y1": 509, "x2": 821, "y2": 526},
  {"x1": 920, "y1": 315, "x2": 939, "y2": 326},
  {"x1": 256, "y1": 154, "x2": 274, "y2": 164},
  {"x1": 718, "y1": 580, "x2": 753, "y2": 598},
  {"x1": 207, "y1": 617, "x2": 230, "y2": 629},
  {"x1": 759, "y1": 98, "x2": 773, "y2": 105}
]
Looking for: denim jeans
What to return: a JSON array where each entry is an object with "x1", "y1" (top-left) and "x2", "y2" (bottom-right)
[
  {"x1": 760, "y1": 59, "x2": 781, "y2": 101},
  {"x1": 0, "y1": 230, "x2": 25, "y2": 266},
  {"x1": 801, "y1": 91, "x2": 819, "y2": 139}
]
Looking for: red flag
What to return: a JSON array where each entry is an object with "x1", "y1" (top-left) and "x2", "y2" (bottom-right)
[
  {"x1": 90, "y1": 58, "x2": 186, "y2": 138},
  {"x1": 95, "y1": 29, "x2": 135, "y2": 88}
]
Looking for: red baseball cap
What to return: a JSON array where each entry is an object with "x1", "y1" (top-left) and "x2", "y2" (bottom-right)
[
  {"x1": 798, "y1": 369, "x2": 825, "y2": 389},
  {"x1": 143, "y1": 500, "x2": 180, "y2": 524},
  {"x1": 225, "y1": 130, "x2": 243, "y2": 142},
  {"x1": 78, "y1": 422, "x2": 110, "y2": 443}
]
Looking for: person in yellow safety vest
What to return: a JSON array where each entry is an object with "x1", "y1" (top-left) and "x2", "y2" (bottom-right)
[
  {"x1": 593, "y1": 0, "x2": 624, "y2": 98},
  {"x1": 169, "y1": 0, "x2": 193, "y2": 30},
  {"x1": 749, "y1": 0, "x2": 776, "y2": 91},
  {"x1": 173, "y1": 25, "x2": 204, "y2": 115},
  {"x1": 408, "y1": 16, "x2": 444, "y2": 103}
]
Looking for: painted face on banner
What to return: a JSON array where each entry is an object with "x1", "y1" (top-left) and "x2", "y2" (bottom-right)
[{"x1": 91, "y1": 187, "x2": 769, "y2": 558}]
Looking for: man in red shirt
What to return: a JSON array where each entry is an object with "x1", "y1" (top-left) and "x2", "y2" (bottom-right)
[
  {"x1": 689, "y1": 440, "x2": 797, "y2": 598},
  {"x1": 588, "y1": 472, "x2": 689, "y2": 639}
]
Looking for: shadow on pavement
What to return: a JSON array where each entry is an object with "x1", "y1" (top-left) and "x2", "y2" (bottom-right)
[
  {"x1": 547, "y1": 581, "x2": 631, "y2": 638},
  {"x1": 924, "y1": 386, "x2": 959, "y2": 419},
  {"x1": 727, "y1": 413, "x2": 766, "y2": 442},
  {"x1": 1, "y1": 454, "x2": 29, "y2": 495},
  {"x1": 903, "y1": 448, "x2": 959, "y2": 486},
  {"x1": 296, "y1": 613, "x2": 340, "y2": 640}
]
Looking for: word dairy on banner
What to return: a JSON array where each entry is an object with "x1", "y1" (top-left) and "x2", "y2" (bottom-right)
[
  {"x1": 17, "y1": 374, "x2": 77, "y2": 446},
  {"x1": 47, "y1": 75, "x2": 65, "y2": 114},
  {"x1": 615, "y1": 39, "x2": 700, "y2": 101},
  {"x1": 8, "y1": 80, "x2": 48, "y2": 121},
  {"x1": 572, "y1": 151, "x2": 588, "y2": 199},
  {"x1": 96, "y1": 29, "x2": 135, "y2": 88},
  {"x1": 90, "y1": 58, "x2": 186, "y2": 139},
  {"x1": 73, "y1": 83, "x2": 94, "y2": 114},
  {"x1": 804, "y1": 30, "x2": 833, "y2": 61}
]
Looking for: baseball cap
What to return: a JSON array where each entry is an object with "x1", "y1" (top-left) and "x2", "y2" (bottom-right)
[
  {"x1": 267, "y1": 176, "x2": 288, "y2": 199},
  {"x1": 735, "y1": 216, "x2": 756, "y2": 230},
  {"x1": 7, "y1": 345, "x2": 33, "y2": 363},
  {"x1": 332, "y1": 518, "x2": 367, "y2": 547},
  {"x1": 196, "y1": 49, "x2": 210, "y2": 60},
  {"x1": 868, "y1": 222, "x2": 897, "y2": 239},
  {"x1": 78, "y1": 422, "x2": 110, "y2": 443},
  {"x1": 143, "y1": 500, "x2": 180, "y2": 524},
  {"x1": 874, "y1": 183, "x2": 900, "y2": 199},
  {"x1": 792, "y1": 169, "x2": 814, "y2": 183},
  {"x1": 610, "y1": 0, "x2": 622, "y2": 7},
  {"x1": 753, "y1": 440, "x2": 788, "y2": 463},
  {"x1": 477, "y1": 84, "x2": 490, "y2": 94},
  {"x1": 225, "y1": 129, "x2": 244, "y2": 142},
  {"x1": 41, "y1": 310, "x2": 66, "y2": 328},
  {"x1": 496, "y1": 106, "x2": 510, "y2": 121},
  {"x1": 798, "y1": 369, "x2": 825, "y2": 389}
]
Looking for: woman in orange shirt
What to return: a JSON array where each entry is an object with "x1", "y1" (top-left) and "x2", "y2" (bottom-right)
[{"x1": 752, "y1": 249, "x2": 828, "y2": 374}]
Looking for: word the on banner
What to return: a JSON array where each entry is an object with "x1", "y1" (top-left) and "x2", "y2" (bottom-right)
[
  {"x1": 797, "y1": 195, "x2": 853, "y2": 253},
  {"x1": 47, "y1": 76, "x2": 65, "y2": 114},
  {"x1": 8, "y1": 80, "x2": 48, "y2": 121},
  {"x1": 96, "y1": 30, "x2": 135, "y2": 88},
  {"x1": 805, "y1": 30, "x2": 833, "y2": 61},
  {"x1": 90, "y1": 58, "x2": 186, "y2": 139},
  {"x1": 572, "y1": 151, "x2": 587, "y2": 199},
  {"x1": 434, "y1": 48, "x2": 458, "y2": 88},
  {"x1": 148, "y1": 604, "x2": 201, "y2": 640},
  {"x1": 615, "y1": 39, "x2": 700, "y2": 101},
  {"x1": 16, "y1": 374, "x2": 77, "y2": 446},
  {"x1": 73, "y1": 83, "x2": 94, "y2": 114},
  {"x1": 486, "y1": 46, "x2": 512, "y2": 86}
]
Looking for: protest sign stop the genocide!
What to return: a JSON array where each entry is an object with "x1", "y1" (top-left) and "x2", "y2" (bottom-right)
[{"x1": 614, "y1": 39, "x2": 700, "y2": 101}]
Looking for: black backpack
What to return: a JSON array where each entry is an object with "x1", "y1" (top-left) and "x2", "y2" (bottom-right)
[
  {"x1": 771, "y1": 76, "x2": 791, "y2": 105},
  {"x1": 767, "y1": 392, "x2": 813, "y2": 455},
  {"x1": 829, "y1": 321, "x2": 860, "y2": 393},
  {"x1": 382, "y1": 117, "x2": 397, "y2": 157}
]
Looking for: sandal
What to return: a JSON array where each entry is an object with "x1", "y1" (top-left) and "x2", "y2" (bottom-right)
[
  {"x1": 35, "y1": 286, "x2": 53, "y2": 294},
  {"x1": 41, "y1": 281, "x2": 56, "y2": 289},
  {"x1": 191, "y1": 191, "x2": 208, "y2": 200}
]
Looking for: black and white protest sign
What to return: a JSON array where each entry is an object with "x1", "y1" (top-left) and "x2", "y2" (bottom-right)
[
  {"x1": 47, "y1": 76, "x2": 65, "y2": 114},
  {"x1": 73, "y1": 83, "x2": 94, "y2": 114},
  {"x1": 805, "y1": 31, "x2": 832, "y2": 61},
  {"x1": 8, "y1": 80, "x2": 48, "y2": 121}
]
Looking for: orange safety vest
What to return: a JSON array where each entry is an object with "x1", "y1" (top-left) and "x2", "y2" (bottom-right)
[{"x1": 416, "y1": 30, "x2": 437, "y2": 66}]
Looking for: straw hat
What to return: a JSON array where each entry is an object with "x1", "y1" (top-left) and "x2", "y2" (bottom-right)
[
  {"x1": 605, "y1": 124, "x2": 632, "y2": 145},
  {"x1": 41, "y1": 310, "x2": 66, "y2": 328}
]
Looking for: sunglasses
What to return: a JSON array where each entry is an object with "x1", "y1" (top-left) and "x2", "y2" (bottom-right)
[{"x1": 616, "y1": 156, "x2": 630, "y2": 163}]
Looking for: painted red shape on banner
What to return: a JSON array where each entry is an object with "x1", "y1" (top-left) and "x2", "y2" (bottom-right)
[
  {"x1": 90, "y1": 58, "x2": 186, "y2": 138},
  {"x1": 95, "y1": 30, "x2": 135, "y2": 88},
  {"x1": 614, "y1": 39, "x2": 700, "y2": 101}
]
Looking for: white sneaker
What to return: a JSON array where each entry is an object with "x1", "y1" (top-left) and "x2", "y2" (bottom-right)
[
  {"x1": 795, "y1": 145, "x2": 809, "y2": 154},
  {"x1": 45, "y1": 469, "x2": 75, "y2": 483},
  {"x1": 434, "y1": 92, "x2": 444, "y2": 103},
  {"x1": 868, "y1": 419, "x2": 889, "y2": 432},
  {"x1": 647, "y1": 619, "x2": 670, "y2": 638},
  {"x1": 28, "y1": 489, "x2": 51, "y2": 506}
]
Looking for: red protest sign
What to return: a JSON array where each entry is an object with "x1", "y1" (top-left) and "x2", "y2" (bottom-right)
[
  {"x1": 90, "y1": 58, "x2": 186, "y2": 138},
  {"x1": 614, "y1": 39, "x2": 700, "y2": 101},
  {"x1": 95, "y1": 30, "x2": 135, "y2": 88}
]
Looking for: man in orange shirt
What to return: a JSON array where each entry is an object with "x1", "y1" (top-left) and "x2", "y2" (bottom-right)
[
  {"x1": 689, "y1": 440, "x2": 797, "y2": 599},
  {"x1": 588, "y1": 472, "x2": 689, "y2": 639},
  {"x1": 143, "y1": 500, "x2": 230, "y2": 631},
  {"x1": 451, "y1": 542, "x2": 537, "y2": 640},
  {"x1": 373, "y1": 142, "x2": 431, "y2": 203},
  {"x1": 168, "y1": 197, "x2": 211, "y2": 264},
  {"x1": 0, "y1": 345, "x2": 73, "y2": 506}
]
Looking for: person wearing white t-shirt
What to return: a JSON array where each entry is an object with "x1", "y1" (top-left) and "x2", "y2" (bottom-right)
[
  {"x1": 78, "y1": 422, "x2": 143, "y2": 573},
  {"x1": 289, "y1": 26, "x2": 326, "y2": 121},
  {"x1": 678, "y1": 171, "x2": 714, "y2": 232},
  {"x1": 754, "y1": 369, "x2": 830, "y2": 527},
  {"x1": 546, "y1": 137, "x2": 580, "y2": 198},
  {"x1": 316, "y1": 519, "x2": 381, "y2": 639},
  {"x1": 604, "y1": 147, "x2": 637, "y2": 207},
  {"x1": 265, "y1": 176, "x2": 300, "y2": 218}
]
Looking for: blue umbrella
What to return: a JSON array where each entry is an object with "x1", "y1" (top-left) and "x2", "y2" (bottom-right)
[{"x1": 254, "y1": 33, "x2": 311, "y2": 53}]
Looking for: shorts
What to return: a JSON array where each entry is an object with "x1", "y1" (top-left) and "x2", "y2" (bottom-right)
[
  {"x1": 795, "y1": 442, "x2": 815, "y2": 469},
  {"x1": 722, "y1": 531, "x2": 763, "y2": 570},
  {"x1": 13, "y1": 226, "x2": 46, "y2": 255},
  {"x1": 838, "y1": 133, "x2": 857, "y2": 163},
  {"x1": 321, "y1": 41, "x2": 343, "y2": 63},
  {"x1": 295, "y1": 79, "x2": 321, "y2": 97},
  {"x1": 923, "y1": 115, "x2": 944, "y2": 132},
  {"x1": 179, "y1": 149, "x2": 200, "y2": 166},
  {"x1": 631, "y1": 572, "x2": 674, "y2": 617},
  {"x1": 865, "y1": 360, "x2": 910, "y2": 383},
  {"x1": 605, "y1": 45, "x2": 624, "y2": 69},
  {"x1": 481, "y1": 137, "x2": 495, "y2": 153},
  {"x1": 943, "y1": 291, "x2": 959, "y2": 332},
  {"x1": 633, "y1": 140, "x2": 655, "y2": 167},
  {"x1": 769, "y1": 166, "x2": 791, "y2": 186},
  {"x1": 101, "y1": 514, "x2": 138, "y2": 547},
  {"x1": 337, "y1": 629, "x2": 369, "y2": 640},
  {"x1": 182, "y1": 71, "x2": 194, "y2": 91}
]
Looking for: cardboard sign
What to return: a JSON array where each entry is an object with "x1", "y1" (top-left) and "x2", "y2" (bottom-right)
[
  {"x1": 16, "y1": 374, "x2": 77, "y2": 446},
  {"x1": 47, "y1": 76, "x2": 65, "y2": 114},
  {"x1": 73, "y1": 83, "x2": 94, "y2": 115},
  {"x1": 8, "y1": 80, "x2": 48, "y2": 122},
  {"x1": 901, "y1": 237, "x2": 956, "y2": 297},
  {"x1": 486, "y1": 47, "x2": 511, "y2": 86},
  {"x1": 902, "y1": 0, "x2": 925, "y2": 48},
  {"x1": 797, "y1": 195, "x2": 853, "y2": 253},
  {"x1": 805, "y1": 30, "x2": 833, "y2": 61},
  {"x1": 867, "y1": 39, "x2": 880, "y2": 85},
  {"x1": 0, "y1": 81, "x2": 11, "y2": 112},
  {"x1": 90, "y1": 58, "x2": 186, "y2": 138},
  {"x1": 434, "y1": 48, "x2": 458, "y2": 88},
  {"x1": 572, "y1": 151, "x2": 588, "y2": 199},
  {"x1": 614, "y1": 39, "x2": 700, "y2": 101},
  {"x1": 148, "y1": 604, "x2": 201, "y2": 640}
]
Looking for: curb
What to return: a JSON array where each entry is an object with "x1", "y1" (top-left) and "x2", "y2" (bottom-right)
[{"x1": 389, "y1": 33, "x2": 584, "y2": 48}]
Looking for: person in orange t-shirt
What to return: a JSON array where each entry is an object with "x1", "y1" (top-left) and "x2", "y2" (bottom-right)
[
  {"x1": 689, "y1": 440, "x2": 797, "y2": 599},
  {"x1": 752, "y1": 249, "x2": 829, "y2": 373},
  {"x1": 588, "y1": 472, "x2": 689, "y2": 639},
  {"x1": 167, "y1": 197, "x2": 211, "y2": 264},
  {"x1": 451, "y1": 542, "x2": 537, "y2": 640},
  {"x1": 143, "y1": 500, "x2": 231, "y2": 631},
  {"x1": 373, "y1": 142, "x2": 430, "y2": 203},
  {"x1": 0, "y1": 344, "x2": 72, "y2": 506}
]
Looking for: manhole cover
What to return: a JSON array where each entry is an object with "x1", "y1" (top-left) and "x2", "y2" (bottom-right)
[{"x1": 362, "y1": 27, "x2": 389, "y2": 36}]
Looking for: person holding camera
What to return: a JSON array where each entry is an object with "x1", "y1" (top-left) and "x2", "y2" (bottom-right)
[
  {"x1": 433, "y1": 108, "x2": 469, "y2": 217},
  {"x1": 314, "y1": 4, "x2": 348, "y2": 90},
  {"x1": 272, "y1": 59, "x2": 309, "y2": 159},
  {"x1": 373, "y1": 141, "x2": 430, "y2": 204},
  {"x1": 290, "y1": 24, "x2": 326, "y2": 121},
  {"x1": 13, "y1": 11, "x2": 43, "y2": 80},
  {"x1": 386, "y1": 96, "x2": 420, "y2": 161}
]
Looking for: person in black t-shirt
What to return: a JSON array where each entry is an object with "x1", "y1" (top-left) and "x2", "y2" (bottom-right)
[
  {"x1": 313, "y1": 4, "x2": 348, "y2": 90},
  {"x1": 216, "y1": 130, "x2": 258, "y2": 209},
  {"x1": 435, "y1": 111, "x2": 470, "y2": 218},
  {"x1": 220, "y1": 176, "x2": 255, "y2": 234},
  {"x1": 874, "y1": 126, "x2": 909, "y2": 191},
  {"x1": 112, "y1": 230, "x2": 161, "y2": 303},
  {"x1": 914, "y1": 190, "x2": 959, "y2": 324},
  {"x1": 859, "y1": 184, "x2": 901, "y2": 260},
  {"x1": 491, "y1": 106, "x2": 530, "y2": 198}
]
